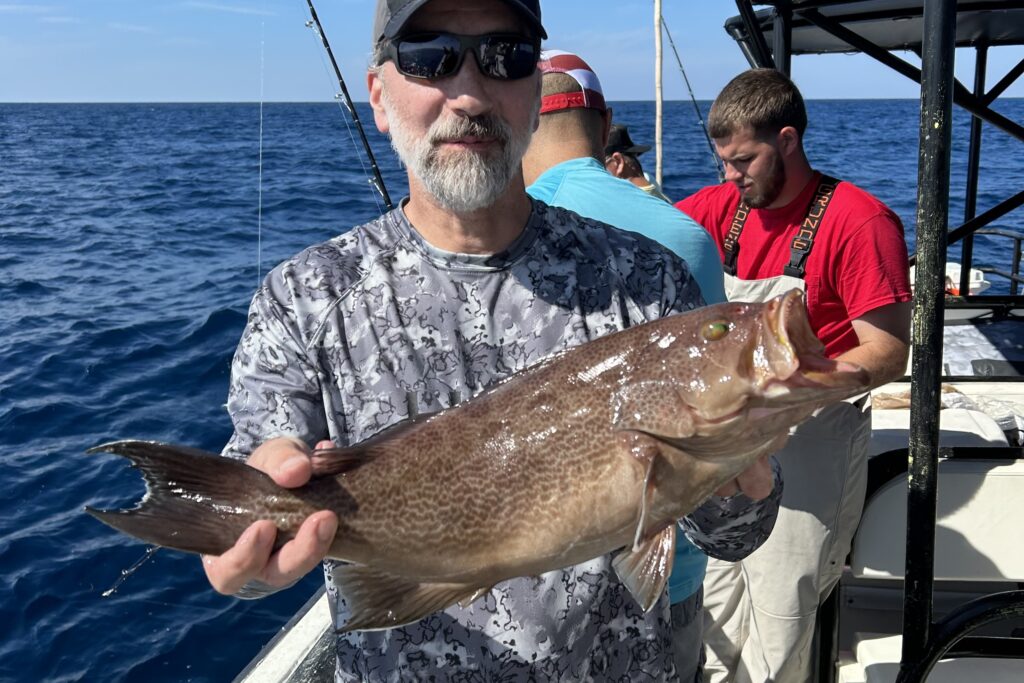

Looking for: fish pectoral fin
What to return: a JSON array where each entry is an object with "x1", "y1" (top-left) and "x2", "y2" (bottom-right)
[
  {"x1": 458, "y1": 586, "x2": 494, "y2": 608},
  {"x1": 628, "y1": 435, "x2": 660, "y2": 553},
  {"x1": 612, "y1": 381, "x2": 696, "y2": 439},
  {"x1": 612, "y1": 524, "x2": 676, "y2": 612},
  {"x1": 333, "y1": 564, "x2": 486, "y2": 632}
]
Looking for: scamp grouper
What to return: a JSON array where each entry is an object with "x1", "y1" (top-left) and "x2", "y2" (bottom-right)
[{"x1": 87, "y1": 289, "x2": 868, "y2": 631}]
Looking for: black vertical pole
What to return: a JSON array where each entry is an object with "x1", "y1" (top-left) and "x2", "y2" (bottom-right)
[
  {"x1": 960, "y1": 44, "x2": 988, "y2": 296},
  {"x1": 773, "y1": 4, "x2": 793, "y2": 77},
  {"x1": 899, "y1": 0, "x2": 957, "y2": 678},
  {"x1": 1014, "y1": 241, "x2": 1022, "y2": 296},
  {"x1": 734, "y1": 0, "x2": 775, "y2": 69}
]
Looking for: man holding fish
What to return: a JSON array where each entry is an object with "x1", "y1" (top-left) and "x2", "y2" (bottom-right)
[
  {"x1": 206, "y1": 1, "x2": 786, "y2": 679},
  {"x1": 84, "y1": 3, "x2": 882, "y2": 682}
]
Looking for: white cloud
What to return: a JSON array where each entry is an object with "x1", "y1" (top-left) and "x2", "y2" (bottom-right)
[
  {"x1": 182, "y1": 1, "x2": 275, "y2": 17},
  {"x1": 41, "y1": 16, "x2": 80, "y2": 24}
]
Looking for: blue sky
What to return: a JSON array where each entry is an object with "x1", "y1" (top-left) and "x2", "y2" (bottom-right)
[{"x1": 2, "y1": 1, "x2": 1022, "y2": 103}]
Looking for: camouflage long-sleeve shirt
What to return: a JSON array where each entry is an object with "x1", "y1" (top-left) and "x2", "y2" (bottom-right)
[{"x1": 223, "y1": 199, "x2": 781, "y2": 682}]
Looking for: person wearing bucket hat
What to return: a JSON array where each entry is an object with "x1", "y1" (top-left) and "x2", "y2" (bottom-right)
[
  {"x1": 604, "y1": 123, "x2": 672, "y2": 202},
  {"x1": 201, "y1": 3, "x2": 775, "y2": 681}
]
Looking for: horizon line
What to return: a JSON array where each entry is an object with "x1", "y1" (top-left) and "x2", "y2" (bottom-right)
[{"x1": 7, "y1": 96, "x2": 1011, "y2": 105}]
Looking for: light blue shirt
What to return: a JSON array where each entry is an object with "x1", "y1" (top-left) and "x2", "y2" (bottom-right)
[
  {"x1": 528, "y1": 156, "x2": 727, "y2": 603},
  {"x1": 527, "y1": 157, "x2": 727, "y2": 307}
]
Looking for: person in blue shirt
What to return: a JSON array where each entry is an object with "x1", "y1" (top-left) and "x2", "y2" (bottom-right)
[
  {"x1": 522, "y1": 49, "x2": 726, "y2": 307},
  {"x1": 522, "y1": 48, "x2": 733, "y2": 682}
]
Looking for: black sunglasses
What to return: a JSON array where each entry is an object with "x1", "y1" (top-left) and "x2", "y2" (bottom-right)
[{"x1": 383, "y1": 32, "x2": 540, "y2": 81}]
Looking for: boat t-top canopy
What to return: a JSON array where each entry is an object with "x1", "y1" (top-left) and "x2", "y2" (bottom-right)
[
  {"x1": 725, "y1": 0, "x2": 1024, "y2": 302},
  {"x1": 726, "y1": 1, "x2": 1024, "y2": 56}
]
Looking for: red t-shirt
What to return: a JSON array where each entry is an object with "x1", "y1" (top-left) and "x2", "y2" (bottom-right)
[{"x1": 676, "y1": 173, "x2": 912, "y2": 357}]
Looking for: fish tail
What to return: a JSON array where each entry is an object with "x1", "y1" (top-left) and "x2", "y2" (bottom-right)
[{"x1": 85, "y1": 440, "x2": 282, "y2": 557}]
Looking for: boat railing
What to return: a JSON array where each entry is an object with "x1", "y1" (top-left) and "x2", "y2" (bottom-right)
[{"x1": 974, "y1": 228, "x2": 1024, "y2": 296}]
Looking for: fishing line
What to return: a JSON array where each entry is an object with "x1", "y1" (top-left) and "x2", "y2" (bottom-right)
[
  {"x1": 660, "y1": 16, "x2": 725, "y2": 183},
  {"x1": 304, "y1": 27, "x2": 386, "y2": 218},
  {"x1": 302, "y1": 0, "x2": 394, "y2": 212},
  {"x1": 101, "y1": 545, "x2": 161, "y2": 597},
  {"x1": 294, "y1": 2, "x2": 385, "y2": 216},
  {"x1": 258, "y1": 19, "x2": 265, "y2": 285},
  {"x1": 102, "y1": 20, "x2": 270, "y2": 601}
]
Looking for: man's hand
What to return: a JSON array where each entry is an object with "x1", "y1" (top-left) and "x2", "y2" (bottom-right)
[
  {"x1": 201, "y1": 437, "x2": 339, "y2": 596},
  {"x1": 713, "y1": 454, "x2": 774, "y2": 500}
]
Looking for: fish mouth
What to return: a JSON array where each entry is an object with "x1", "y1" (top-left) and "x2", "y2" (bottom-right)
[{"x1": 758, "y1": 289, "x2": 870, "y2": 401}]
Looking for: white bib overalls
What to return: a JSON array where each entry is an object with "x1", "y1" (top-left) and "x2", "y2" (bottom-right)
[{"x1": 701, "y1": 181, "x2": 871, "y2": 683}]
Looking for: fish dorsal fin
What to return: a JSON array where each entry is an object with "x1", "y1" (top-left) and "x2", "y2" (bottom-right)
[
  {"x1": 309, "y1": 445, "x2": 380, "y2": 477},
  {"x1": 332, "y1": 564, "x2": 488, "y2": 632},
  {"x1": 612, "y1": 524, "x2": 676, "y2": 612},
  {"x1": 612, "y1": 381, "x2": 696, "y2": 439},
  {"x1": 311, "y1": 411, "x2": 443, "y2": 477}
]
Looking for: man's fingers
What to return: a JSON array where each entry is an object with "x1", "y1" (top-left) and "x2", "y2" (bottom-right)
[
  {"x1": 247, "y1": 437, "x2": 313, "y2": 488},
  {"x1": 260, "y1": 511, "x2": 338, "y2": 586},
  {"x1": 713, "y1": 479, "x2": 740, "y2": 498},
  {"x1": 272, "y1": 454, "x2": 314, "y2": 488},
  {"x1": 200, "y1": 438, "x2": 332, "y2": 597},
  {"x1": 202, "y1": 520, "x2": 277, "y2": 595},
  {"x1": 735, "y1": 455, "x2": 774, "y2": 501},
  {"x1": 201, "y1": 511, "x2": 337, "y2": 595}
]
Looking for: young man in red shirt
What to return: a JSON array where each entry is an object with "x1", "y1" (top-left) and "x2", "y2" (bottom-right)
[{"x1": 676, "y1": 68, "x2": 912, "y2": 683}]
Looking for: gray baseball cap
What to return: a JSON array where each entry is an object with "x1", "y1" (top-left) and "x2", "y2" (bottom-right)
[{"x1": 373, "y1": 0, "x2": 547, "y2": 44}]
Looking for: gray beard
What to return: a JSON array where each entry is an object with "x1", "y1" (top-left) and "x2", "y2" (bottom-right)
[{"x1": 383, "y1": 89, "x2": 534, "y2": 213}]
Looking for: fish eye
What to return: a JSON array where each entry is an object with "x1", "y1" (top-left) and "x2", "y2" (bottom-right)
[{"x1": 701, "y1": 321, "x2": 731, "y2": 341}]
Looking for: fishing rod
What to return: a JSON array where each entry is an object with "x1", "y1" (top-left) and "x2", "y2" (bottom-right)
[
  {"x1": 661, "y1": 17, "x2": 726, "y2": 183},
  {"x1": 303, "y1": 0, "x2": 394, "y2": 211}
]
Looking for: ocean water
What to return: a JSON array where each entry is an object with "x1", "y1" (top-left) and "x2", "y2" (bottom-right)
[{"x1": 1, "y1": 98, "x2": 1022, "y2": 682}]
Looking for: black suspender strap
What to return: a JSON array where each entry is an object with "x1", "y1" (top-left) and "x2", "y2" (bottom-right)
[
  {"x1": 782, "y1": 174, "x2": 839, "y2": 278},
  {"x1": 722, "y1": 202, "x2": 749, "y2": 276},
  {"x1": 723, "y1": 173, "x2": 841, "y2": 280}
]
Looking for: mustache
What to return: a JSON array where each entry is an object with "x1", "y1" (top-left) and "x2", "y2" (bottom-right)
[{"x1": 428, "y1": 114, "x2": 511, "y2": 146}]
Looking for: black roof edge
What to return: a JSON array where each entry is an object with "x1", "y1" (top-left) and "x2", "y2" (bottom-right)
[{"x1": 726, "y1": 1, "x2": 1024, "y2": 54}]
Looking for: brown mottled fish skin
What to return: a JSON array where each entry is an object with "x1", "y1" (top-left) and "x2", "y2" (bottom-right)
[{"x1": 87, "y1": 289, "x2": 869, "y2": 631}]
